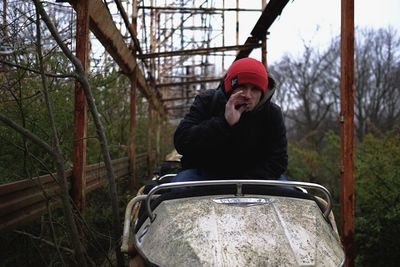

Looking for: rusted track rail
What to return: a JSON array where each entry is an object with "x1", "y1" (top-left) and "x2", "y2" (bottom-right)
[
  {"x1": 0, "y1": 156, "x2": 145, "y2": 232},
  {"x1": 235, "y1": 0, "x2": 290, "y2": 60}
]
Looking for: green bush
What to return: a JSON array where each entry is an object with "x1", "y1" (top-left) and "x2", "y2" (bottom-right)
[{"x1": 355, "y1": 127, "x2": 400, "y2": 266}]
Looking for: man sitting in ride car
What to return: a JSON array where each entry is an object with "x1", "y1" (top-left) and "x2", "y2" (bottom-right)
[{"x1": 172, "y1": 57, "x2": 288, "y2": 182}]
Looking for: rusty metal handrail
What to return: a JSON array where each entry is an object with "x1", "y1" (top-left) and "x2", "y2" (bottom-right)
[{"x1": 0, "y1": 157, "x2": 130, "y2": 232}]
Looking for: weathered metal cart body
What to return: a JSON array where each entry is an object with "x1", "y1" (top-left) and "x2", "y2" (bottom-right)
[{"x1": 122, "y1": 178, "x2": 345, "y2": 266}]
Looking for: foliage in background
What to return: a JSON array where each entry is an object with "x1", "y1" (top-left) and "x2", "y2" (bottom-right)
[
  {"x1": 286, "y1": 128, "x2": 400, "y2": 266},
  {"x1": 0, "y1": 54, "x2": 75, "y2": 182},
  {"x1": 286, "y1": 131, "x2": 341, "y2": 218},
  {"x1": 355, "y1": 127, "x2": 400, "y2": 266}
]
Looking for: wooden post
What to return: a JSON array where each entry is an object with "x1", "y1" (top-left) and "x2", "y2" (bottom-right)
[
  {"x1": 71, "y1": 0, "x2": 89, "y2": 216},
  {"x1": 128, "y1": 0, "x2": 138, "y2": 191},
  {"x1": 340, "y1": 0, "x2": 355, "y2": 266}
]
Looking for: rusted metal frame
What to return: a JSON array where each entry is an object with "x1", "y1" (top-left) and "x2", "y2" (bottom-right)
[
  {"x1": 113, "y1": 0, "x2": 142, "y2": 54},
  {"x1": 156, "y1": 77, "x2": 222, "y2": 88},
  {"x1": 149, "y1": 0, "x2": 156, "y2": 81},
  {"x1": 222, "y1": 0, "x2": 225, "y2": 71},
  {"x1": 157, "y1": 11, "x2": 161, "y2": 85},
  {"x1": 166, "y1": 105, "x2": 192, "y2": 110},
  {"x1": 163, "y1": 74, "x2": 199, "y2": 79},
  {"x1": 236, "y1": 0, "x2": 239, "y2": 45},
  {"x1": 0, "y1": 158, "x2": 129, "y2": 232},
  {"x1": 152, "y1": 10, "x2": 220, "y2": 15},
  {"x1": 138, "y1": 43, "x2": 261, "y2": 59},
  {"x1": 156, "y1": 113, "x2": 161, "y2": 163},
  {"x1": 235, "y1": 0, "x2": 290, "y2": 60},
  {"x1": 158, "y1": 62, "x2": 214, "y2": 78},
  {"x1": 165, "y1": 62, "x2": 214, "y2": 69},
  {"x1": 340, "y1": 0, "x2": 355, "y2": 265},
  {"x1": 261, "y1": 0, "x2": 267, "y2": 66},
  {"x1": 71, "y1": 0, "x2": 90, "y2": 216},
  {"x1": 146, "y1": 105, "x2": 153, "y2": 178},
  {"x1": 250, "y1": 0, "x2": 290, "y2": 39},
  {"x1": 139, "y1": 6, "x2": 261, "y2": 12},
  {"x1": 68, "y1": 0, "x2": 166, "y2": 117},
  {"x1": 165, "y1": 26, "x2": 215, "y2": 31},
  {"x1": 2, "y1": 0, "x2": 7, "y2": 40},
  {"x1": 114, "y1": 0, "x2": 163, "y2": 97},
  {"x1": 162, "y1": 96, "x2": 195, "y2": 102},
  {"x1": 128, "y1": 0, "x2": 138, "y2": 191},
  {"x1": 156, "y1": 9, "x2": 194, "y2": 48}
]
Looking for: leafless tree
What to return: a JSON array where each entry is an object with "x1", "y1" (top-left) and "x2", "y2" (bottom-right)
[
  {"x1": 271, "y1": 27, "x2": 400, "y2": 143},
  {"x1": 354, "y1": 27, "x2": 400, "y2": 141},
  {"x1": 270, "y1": 42, "x2": 339, "y2": 144}
]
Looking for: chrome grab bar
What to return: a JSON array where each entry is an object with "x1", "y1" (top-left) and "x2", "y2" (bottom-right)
[
  {"x1": 146, "y1": 178, "x2": 333, "y2": 221},
  {"x1": 152, "y1": 173, "x2": 176, "y2": 181},
  {"x1": 121, "y1": 195, "x2": 160, "y2": 253}
]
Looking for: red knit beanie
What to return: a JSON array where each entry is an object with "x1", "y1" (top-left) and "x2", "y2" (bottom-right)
[{"x1": 224, "y1": 58, "x2": 268, "y2": 94}]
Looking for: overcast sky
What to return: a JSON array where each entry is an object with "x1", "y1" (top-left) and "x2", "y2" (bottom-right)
[
  {"x1": 236, "y1": 0, "x2": 400, "y2": 64},
  {"x1": 268, "y1": 0, "x2": 400, "y2": 63}
]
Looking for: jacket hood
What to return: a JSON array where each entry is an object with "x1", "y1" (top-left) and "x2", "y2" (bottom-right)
[{"x1": 253, "y1": 85, "x2": 275, "y2": 111}]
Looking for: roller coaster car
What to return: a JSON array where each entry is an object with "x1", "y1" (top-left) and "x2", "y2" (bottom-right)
[{"x1": 122, "y1": 174, "x2": 345, "y2": 267}]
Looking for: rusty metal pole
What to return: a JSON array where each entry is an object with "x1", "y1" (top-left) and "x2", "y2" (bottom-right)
[
  {"x1": 1, "y1": 0, "x2": 7, "y2": 77},
  {"x1": 261, "y1": 0, "x2": 267, "y2": 66},
  {"x1": 147, "y1": 105, "x2": 153, "y2": 178},
  {"x1": 2, "y1": 0, "x2": 7, "y2": 40},
  {"x1": 147, "y1": 0, "x2": 155, "y2": 178},
  {"x1": 236, "y1": 0, "x2": 239, "y2": 46},
  {"x1": 340, "y1": 0, "x2": 355, "y2": 266},
  {"x1": 150, "y1": 0, "x2": 155, "y2": 75},
  {"x1": 222, "y1": 0, "x2": 225, "y2": 71},
  {"x1": 128, "y1": 0, "x2": 138, "y2": 190},
  {"x1": 156, "y1": 112, "x2": 161, "y2": 163},
  {"x1": 71, "y1": 0, "x2": 89, "y2": 216}
]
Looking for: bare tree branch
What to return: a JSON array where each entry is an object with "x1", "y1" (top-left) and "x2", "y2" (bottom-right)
[
  {"x1": 14, "y1": 230, "x2": 74, "y2": 254},
  {"x1": 0, "y1": 59, "x2": 77, "y2": 78},
  {"x1": 34, "y1": 1, "x2": 124, "y2": 265}
]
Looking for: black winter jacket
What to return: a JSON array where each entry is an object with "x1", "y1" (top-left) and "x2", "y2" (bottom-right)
[{"x1": 174, "y1": 88, "x2": 288, "y2": 179}]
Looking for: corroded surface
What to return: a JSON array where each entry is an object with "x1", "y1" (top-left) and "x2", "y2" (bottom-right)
[{"x1": 136, "y1": 195, "x2": 344, "y2": 266}]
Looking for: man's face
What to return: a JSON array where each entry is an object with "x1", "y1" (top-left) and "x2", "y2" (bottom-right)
[{"x1": 231, "y1": 83, "x2": 263, "y2": 112}]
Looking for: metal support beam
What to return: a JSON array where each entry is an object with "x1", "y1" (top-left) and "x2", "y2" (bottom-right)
[
  {"x1": 156, "y1": 77, "x2": 222, "y2": 88},
  {"x1": 68, "y1": 0, "x2": 166, "y2": 117},
  {"x1": 166, "y1": 104, "x2": 192, "y2": 110},
  {"x1": 235, "y1": 0, "x2": 290, "y2": 60},
  {"x1": 139, "y1": 6, "x2": 261, "y2": 12},
  {"x1": 147, "y1": 105, "x2": 153, "y2": 178},
  {"x1": 261, "y1": 0, "x2": 267, "y2": 66},
  {"x1": 340, "y1": 0, "x2": 355, "y2": 265},
  {"x1": 162, "y1": 96, "x2": 195, "y2": 102},
  {"x1": 128, "y1": 0, "x2": 138, "y2": 191},
  {"x1": 138, "y1": 44, "x2": 261, "y2": 59},
  {"x1": 129, "y1": 72, "x2": 137, "y2": 190},
  {"x1": 71, "y1": 0, "x2": 89, "y2": 216}
]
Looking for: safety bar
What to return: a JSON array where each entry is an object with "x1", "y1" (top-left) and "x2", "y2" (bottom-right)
[
  {"x1": 121, "y1": 195, "x2": 159, "y2": 253},
  {"x1": 146, "y1": 179, "x2": 333, "y2": 220},
  {"x1": 153, "y1": 173, "x2": 176, "y2": 182}
]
